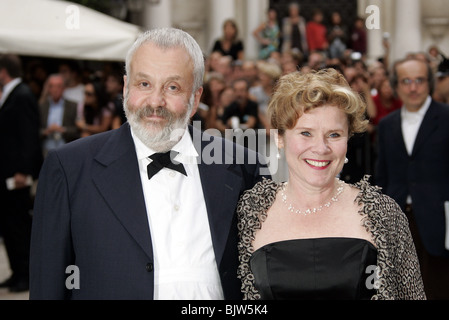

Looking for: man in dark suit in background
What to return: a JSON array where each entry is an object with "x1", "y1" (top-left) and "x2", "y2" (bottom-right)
[
  {"x1": 30, "y1": 28, "x2": 268, "y2": 300},
  {"x1": 39, "y1": 73, "x2": 80, "y2": 156},
  {"x1": 0, "y1": 54, "x2": 42, "y2": 292},
  {"x1": 376, "y1": 56, "x2": 449, "y2": 299}
]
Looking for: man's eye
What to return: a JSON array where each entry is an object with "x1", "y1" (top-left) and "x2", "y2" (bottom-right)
[
  {"x1": 167, "y1": 85, "x2": 179, "y2": 91},
  {"x1": 140, "y1": 82, "x2": 149, "y2": 88},
  {"x1": 300, "y1": 131, "x2": 311, "y2": 137}
]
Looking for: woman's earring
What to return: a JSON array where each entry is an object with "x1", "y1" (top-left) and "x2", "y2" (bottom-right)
[
  {"x1": 344, "y1": 157, "x2": 349, "y2": 164},
  {"x1": 276, "y1": 149, "x2": 281, "y2": 159}
]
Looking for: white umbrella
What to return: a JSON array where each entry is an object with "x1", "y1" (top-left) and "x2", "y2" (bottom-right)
[{"x1": 0, "y1": 0, "x2": 142, "y2": 61}]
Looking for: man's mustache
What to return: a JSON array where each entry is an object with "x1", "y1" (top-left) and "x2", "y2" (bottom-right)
[{"x1": 136, "y1": 105, "x2": 174, "y2": 121}]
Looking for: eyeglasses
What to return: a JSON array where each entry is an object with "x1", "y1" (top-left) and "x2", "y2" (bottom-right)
[{"x1": 399, "y1": 77, "x2": 427, "y2": 87}]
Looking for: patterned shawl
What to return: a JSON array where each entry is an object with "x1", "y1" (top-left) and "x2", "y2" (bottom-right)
[{"x1": 237, "y1": 176, "x2": 426, "y2": 300}]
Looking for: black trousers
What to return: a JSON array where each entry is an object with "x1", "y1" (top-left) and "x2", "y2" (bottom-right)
[
  {"x1": 405, "y1": 204, "x2": 449, "y2": 300},
  {"x1": 0, "y1": 186, "x2": 32, "y2": 281}
]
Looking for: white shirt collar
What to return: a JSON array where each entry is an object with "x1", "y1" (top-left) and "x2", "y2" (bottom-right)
[
  {"x1": 401, "y1": 95, "x2": 431, "y2": 119},
  {"x1": 0, "y1": 77, "x2": 21, "y2": 106},
  {"x1": 131, "y1": 126, "x2": 198, "y2": 165},
  {"x1": 400, "y1": 96, "x2": 432, "y2": 156}
]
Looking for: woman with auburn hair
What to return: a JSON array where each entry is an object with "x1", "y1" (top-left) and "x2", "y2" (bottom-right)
[{"x1": 237, "y1": 68, "x2": 425, "y2": 300}]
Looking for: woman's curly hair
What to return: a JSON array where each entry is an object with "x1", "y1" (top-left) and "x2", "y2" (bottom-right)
[{"x1": 268, "y1": 68, "x2": 369, "y2": 137}]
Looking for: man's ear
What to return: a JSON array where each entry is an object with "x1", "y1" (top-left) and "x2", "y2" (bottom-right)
[
  {"x1": 190, "y1": 86, "x2": 203, "y2": 118},
  {"x1": 122, "y1": 75, "x2": 127, "y2": 97}
]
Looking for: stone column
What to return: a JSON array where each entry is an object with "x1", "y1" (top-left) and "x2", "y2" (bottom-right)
[
  {"x1": 208, "y1": 0, "x2": 236, "y2": 52},
  {"x1": 245, "y1": 0, "x2": 268, "y2": 60},
  {"x1": 393, "y1": 0, "x2": 422, "y2": 61},
  {"x1": 422, "y1": 0, "x2": 449, "y2": 55},
  {"x1": 141, "y1": 0, "x2": 173, "y2": 30},
  {"x1": 365, "y1": 0, "x2": 384, "y2": 63},
  {"x1": 171, "y1": 0, "x2": 209, "y2": 52}
]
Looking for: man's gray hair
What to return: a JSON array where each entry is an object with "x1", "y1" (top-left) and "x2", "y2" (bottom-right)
[{"x1": 125, "y1": 27, "x2": 205, "y2": 92}]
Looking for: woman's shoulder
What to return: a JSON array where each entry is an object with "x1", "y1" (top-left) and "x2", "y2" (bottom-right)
[
  {"x1": 352, "y1": 175, "x2": 405, "y2": 223},
  {"x1": 241, "y1": 177, "x2": 280, "y2": 199},
  {"x1": 237, "y1": 177, "x2": 279, "y2": 217},
  {"x1": 352, "y1": 175, "x2": 384, "y2": 202},
  {"x1": 353, "y1": 175, "x2": 398, "y2": 201}
]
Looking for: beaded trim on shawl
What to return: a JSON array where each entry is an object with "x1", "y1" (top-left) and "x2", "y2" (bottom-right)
[
  {"x1": 353, "y1": 175, "x2": 426, "y2": 300},
  {"x1": 352, "y1": 175, "x2": 384, "y2": 300},
  {"x1": 236, "y1": 177, "x2": 281, "y2": 300}
]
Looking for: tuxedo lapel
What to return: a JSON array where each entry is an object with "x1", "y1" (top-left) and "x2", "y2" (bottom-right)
[
  {"x1": 191, "y1": 126, "x2": 243, "y2": 267},
  {"x1": 412, "y1": 102, "x2": 438, "y2": 157},
  {"x1": 0, "y1": 82, "x2": 22, "y2": 113},
  {"x1": 91, "y1": 124, "x2": 153, "y2": 260},
  {"x1": 198, "y1": 160, "x2": 242, "y2": 266},
  {"x1": 391, "y1": 111, "x2": 409, "y2": 157}
]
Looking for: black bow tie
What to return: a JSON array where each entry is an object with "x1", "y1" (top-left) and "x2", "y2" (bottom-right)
[{"x1": 147, "y1": 151, "x2": 187, "y2": 180}]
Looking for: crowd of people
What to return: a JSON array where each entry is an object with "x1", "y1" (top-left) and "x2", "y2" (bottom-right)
[
  {"x1": 13, "y1": 6, "x2": 448, "y2": 180},
  {"x1": 1, "y1": 4, "x2": 449, "y2": 300}
]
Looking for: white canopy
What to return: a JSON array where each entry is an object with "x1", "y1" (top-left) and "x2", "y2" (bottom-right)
[{"x1": 0, "y1": 0, "x2": 142, "y2": 61}]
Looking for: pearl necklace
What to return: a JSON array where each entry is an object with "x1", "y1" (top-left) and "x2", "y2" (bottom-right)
[{"x1": 281, "y1": 178, "x2": 345, "y2": 215}]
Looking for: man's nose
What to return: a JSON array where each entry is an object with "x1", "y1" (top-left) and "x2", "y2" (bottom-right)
[
  {"x1": 146, "y1": 89, "x2": 166, "y2": 108},
  {"x1": 409, "y1": 81, "x2": 419, "y2": 91}
]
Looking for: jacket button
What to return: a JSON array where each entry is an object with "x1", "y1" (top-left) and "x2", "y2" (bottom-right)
[{"x1": 146, "y1": 263, "x2": 153, "y2": 272}]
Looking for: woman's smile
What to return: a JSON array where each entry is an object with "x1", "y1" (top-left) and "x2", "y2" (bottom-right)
[{"x1": 304, "y1": 159, "x2": 332, "y2": 170}]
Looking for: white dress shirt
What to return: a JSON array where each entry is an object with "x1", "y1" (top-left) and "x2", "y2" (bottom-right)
[
  {"x1": 401, "y1": 96, "x2": 431, "y2": 156},
  {"x1": 131, "y1": 127, "x2": 224, "y2": 300},
  {"x1": 0, "y1": 77, "x2": 21, "y2": 108},
  {"x1": 44, "y1": 98, "x2": 66, "y2": 152},
  {"x1": 401, "y1": 95, "x2": 431, "y2": 204}
]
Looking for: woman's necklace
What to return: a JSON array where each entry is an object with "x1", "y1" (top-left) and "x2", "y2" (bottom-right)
[{"x1": 281, "y1": 178, "x2": 345, "y2": 215}]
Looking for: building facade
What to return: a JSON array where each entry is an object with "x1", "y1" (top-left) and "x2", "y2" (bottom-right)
[{"x1": 125, "y1": 0, "x2": 449, "y2": 66}]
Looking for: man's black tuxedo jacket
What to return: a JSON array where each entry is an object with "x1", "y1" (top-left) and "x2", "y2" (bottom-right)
[
  {"x1": 0, "y1": 82, "x2": 42, "y2": 185},
  {"x1": 375, "y1": 100, "x2": 449, "y2": 257},
  {"x1": 30, "y1": 123, "x2": 268, "y2": 299}
]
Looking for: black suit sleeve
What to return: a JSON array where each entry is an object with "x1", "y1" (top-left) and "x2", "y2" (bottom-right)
[
  {"x1": 14, "y1": 85, "x2": 43, "y2": 178},
  {"x1": 30, "y1": 150, "x2": 73, "y2": 299}
]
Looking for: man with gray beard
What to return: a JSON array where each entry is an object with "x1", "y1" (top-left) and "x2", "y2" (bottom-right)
[{"x1": 29, "y1": 28, "x2": 268, "y2": 300}]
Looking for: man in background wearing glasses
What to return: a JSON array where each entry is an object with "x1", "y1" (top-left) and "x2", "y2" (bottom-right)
[{"x1": 375, "y1": 56, "x2": 449, "y2": 299}]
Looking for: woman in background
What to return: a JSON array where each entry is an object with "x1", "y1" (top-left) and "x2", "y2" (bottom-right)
[
  {"x1": 211, "y1": 19, "x2": 244, "y2": 62},
  {"x1": 76, "y1": 80, "x2": 114, "y2": 137},
  {"x1": 252, "y1": 7, "x2": 280, "y2": 60}
]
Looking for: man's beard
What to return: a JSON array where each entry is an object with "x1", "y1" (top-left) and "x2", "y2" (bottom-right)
[{"x1": 124, "y1": 93, "x2": 193, "y2": 152}]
